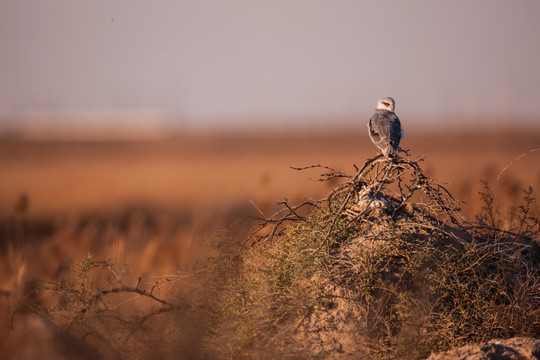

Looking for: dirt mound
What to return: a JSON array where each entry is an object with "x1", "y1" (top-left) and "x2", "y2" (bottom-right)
[
  {"x1": 207, "y1": 156, "x2": 540, "y2": 359},
  {"x1": 427, "y1": 337, "x2": 540, "y2": 360}
]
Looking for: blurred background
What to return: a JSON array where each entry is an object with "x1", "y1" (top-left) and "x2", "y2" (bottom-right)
[
  {"x1": 1, "y1": 0, "x2": 540, "y2": 219},
  {"x1": 1, "y1": 1, "x2": 540, "y2": 357},
  {"x1": 1, "y1": 0, "x2": 539, "y2": 222},
  {"x1": 1, "y1": 0, "x2": 540, "y2": 134}
]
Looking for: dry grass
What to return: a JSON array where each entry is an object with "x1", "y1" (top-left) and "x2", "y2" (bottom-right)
[
  {"x1": 0, "y1": 129, "x2": 539, "y2": 359},
  {"x1": 206, "y1": 155, "x2": 539, "y2": 359}
]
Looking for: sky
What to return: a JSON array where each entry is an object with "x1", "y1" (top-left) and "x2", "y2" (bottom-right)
[{"x1": 1, "y1": 0, "x2": 540, "y2": 132}]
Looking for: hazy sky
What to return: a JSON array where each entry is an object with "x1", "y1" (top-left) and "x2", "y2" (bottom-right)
[{"x1": 1, "y1": 0, "x2": 540, "y2": 129}]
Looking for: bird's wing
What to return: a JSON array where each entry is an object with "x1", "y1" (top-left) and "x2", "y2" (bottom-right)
[
  {"x1": 369, "y1": 111, "x2": 394, "y2": 143},
  {"x1": 389, "y1": 115, "x2": 402, "y2": 149}
]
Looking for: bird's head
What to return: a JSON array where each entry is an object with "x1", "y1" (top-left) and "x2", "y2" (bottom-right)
[{"x1": 376, "y1": 97, "x2": 395, "y2": 112}]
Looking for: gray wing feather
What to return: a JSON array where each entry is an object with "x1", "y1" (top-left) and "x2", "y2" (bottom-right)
[{"x1": 368, "y1": 110, "x2": 401, "y2": 158}]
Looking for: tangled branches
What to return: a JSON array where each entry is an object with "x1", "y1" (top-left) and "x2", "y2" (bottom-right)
[
  {"x1": 229, "y1": 154, "x2": 539, "y2": 359},
  {"x1": 249, "y1": 154, "x2": 463, "y2": 246},
  {"x1": 38, "y1": 253, "x2": 180, "y2": 326}
]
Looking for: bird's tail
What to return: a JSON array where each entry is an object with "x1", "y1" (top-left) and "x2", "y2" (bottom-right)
[{"x1": 383, "y1": 146, "x2": 399, "y2": 164}]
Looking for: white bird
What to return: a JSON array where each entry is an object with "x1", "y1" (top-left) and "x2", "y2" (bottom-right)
[{"x1": 368, "y1": 97, "x2": 403, "y2": 162}]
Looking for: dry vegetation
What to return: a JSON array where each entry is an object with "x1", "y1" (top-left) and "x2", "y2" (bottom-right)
[
  {"x1": 0, "y1": 129, "x2": 539, "y2": 359},
  {"x1": 205, "y1": 154, "x2": 539, "y2": 359}
]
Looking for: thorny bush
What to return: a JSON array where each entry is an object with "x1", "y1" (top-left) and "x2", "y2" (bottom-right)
[
  {"x1": 207, "y1": 154, "x2": 540, "y2": 360},
  {"x1": 31, "y1": 154, "x2": 539, "y2": 360}
]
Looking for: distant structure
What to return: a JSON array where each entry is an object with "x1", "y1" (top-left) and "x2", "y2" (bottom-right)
[
  {"x1": 13, "y1": 109, "x2": 171, "y2": 141},
  {"x1": 368, "y1": 97, "x2": 403, "y2": 161}
]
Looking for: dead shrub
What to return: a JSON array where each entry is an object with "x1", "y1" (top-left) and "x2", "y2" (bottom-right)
[{"x1": 205, "y1": 155, "x2": 540, "y2": 359}]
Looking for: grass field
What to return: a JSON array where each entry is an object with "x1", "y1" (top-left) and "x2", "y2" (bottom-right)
[
  {"x1": 1, "y1": 129, "x2": 539, "y2": 216},
  {"x1": 1, "y1": 128, "x2": 539, "y2": 359}
]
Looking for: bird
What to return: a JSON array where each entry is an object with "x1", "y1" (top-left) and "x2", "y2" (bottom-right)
[{"x1": 368, "y1": 97, "x2": 403, "y2": 162}]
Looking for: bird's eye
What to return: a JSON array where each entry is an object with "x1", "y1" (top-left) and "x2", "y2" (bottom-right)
[{"x1": 383, "y1": 102, "x2": 389, "y2": 107}]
